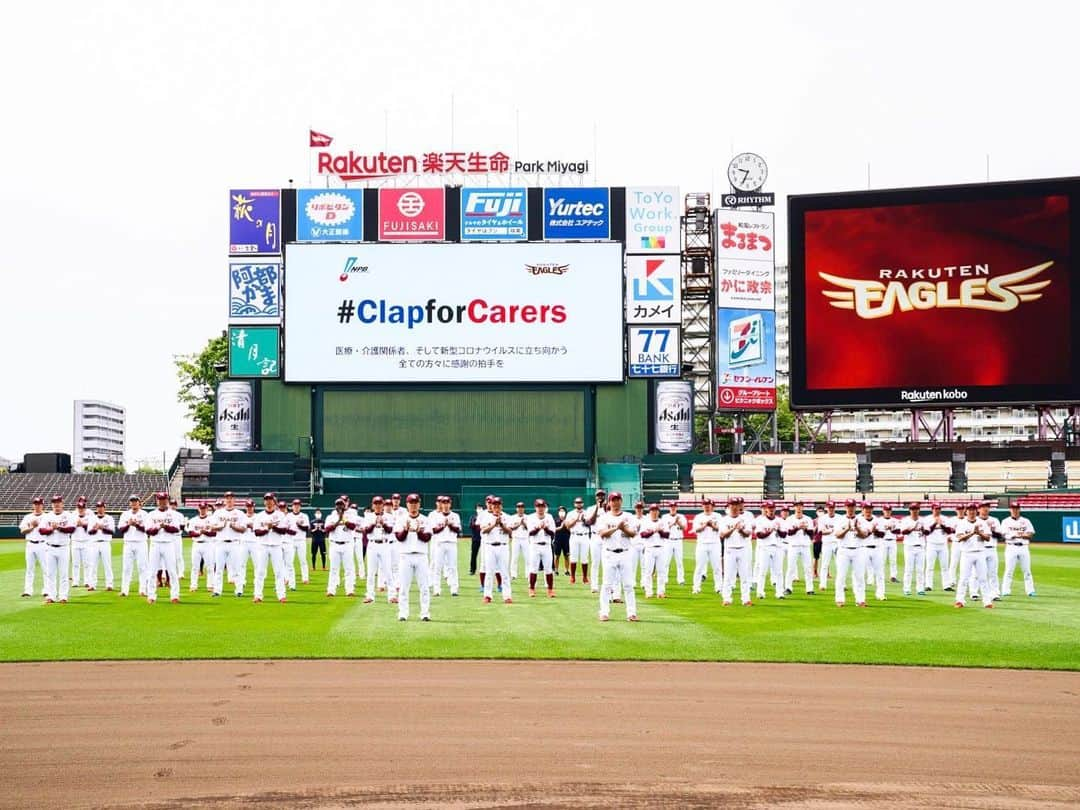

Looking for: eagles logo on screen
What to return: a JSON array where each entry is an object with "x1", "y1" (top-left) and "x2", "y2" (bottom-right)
[
  {"x1": 819, "y1": 261, "x2": 1054, "y2": 320},
  {"x1": 525, "y1": 263, "x2": 569, "y2": 276}
]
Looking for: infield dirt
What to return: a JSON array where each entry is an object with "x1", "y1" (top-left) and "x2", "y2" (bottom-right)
[{"x1": 1, "y1": 660, "x2": 1078, "y2": 809}]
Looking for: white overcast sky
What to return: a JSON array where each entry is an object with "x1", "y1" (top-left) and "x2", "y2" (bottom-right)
[{"x1": 1, "y1": 0, "x2": 1078, "y2": 466}]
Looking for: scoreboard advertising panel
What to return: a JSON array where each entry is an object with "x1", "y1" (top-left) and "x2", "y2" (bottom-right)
[
  {"x1": 283, "y1": 242, "x2": 623, "y2": 383},
  {"x1": 788, "y1": 177, "x2": 1080, "y2": 409}
]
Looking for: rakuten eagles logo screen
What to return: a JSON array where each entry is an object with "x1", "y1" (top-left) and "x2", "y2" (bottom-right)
[
  {"x1": 803, "y1": 194, "x2": 1070, "y2": 391},
  {"x1": 525, "y1": 263, "x2": 568, "y2": 276}
]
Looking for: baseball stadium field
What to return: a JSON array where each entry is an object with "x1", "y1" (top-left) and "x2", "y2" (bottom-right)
[{"x1": 3, "y1": 539, "x2": 1078, "y2": 669}]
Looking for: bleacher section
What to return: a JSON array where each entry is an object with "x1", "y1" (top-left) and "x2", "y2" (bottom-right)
[
  {"x1": 689, "y1": 461, "x2": 765, "y2": 500},
  {"x1": 0, "y1": 473, "x2": 166, "y2": 510},
  {"x1": 870, "y1": 461, "x2": 952, "y2": 497},
  {"x1": 965, "y1": 461, "x2": 1050, "y2": 493},
  {"x1": 1068, "y1": 462, "x2": 1080, "y2": 490},
  {"x1": 779, "y1": 453, "x2": 858, "y2": 501}
]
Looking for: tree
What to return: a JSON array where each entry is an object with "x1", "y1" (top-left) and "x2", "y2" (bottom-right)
[
  {"x1": 744, "y1": 385, "x2": 795, "y2": 446},
  {"x1": 175, "y1": 333, "x2": 227, "y2": 447},
  {"x1": 83, "y1": 464, "x2": 125, "y2": 473},
  {"x1": 136, "y1": 465, "x2": 164, "y2": 475}
]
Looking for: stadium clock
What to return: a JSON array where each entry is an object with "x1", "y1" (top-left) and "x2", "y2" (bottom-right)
[{"x1": 727, "y1": 152, "x2": 768, "y2": 192}]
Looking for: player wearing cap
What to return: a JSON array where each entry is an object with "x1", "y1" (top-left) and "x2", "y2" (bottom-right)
[
  {"x1": 343, "y1": 498, "x2": 366, "y2": 585},
  {"x1": 362, "y1": 497, "x2": 392, "y2": 603},
  {"x1": 639, "y1": 504, "x2": 670, "y2": 599},
  {"x1": 690, "y1": 499, "x2": 723, "y2": 595},
  {"x1": 783, "y1": 501, "x2": 815, "y2": 596},
  {"x1": 526, "y1": 499, "x2": 557, "y2": 598},
  {"x1": 953, "y1": 503, "x2": 993, "y2": 609},
  {"x1": 86, "y1": 500, "x2": 116, "y2": 591},
  {"x1": 922, "y1": 502, "x2": 953, "y2": 592},
  {"x1": 720, "y1": 497, "x2": 753, "y2": 606},
  {"x1": 946, "y1": 504, "x2": 965, "y2": 591},
  {"x1": 815, "y1": 501, "x2": 839, "y2": 590},
  {"x1": 596, "y1": 492, "x2": 638, "y2": 621},
  {"x1": 507, "y1": 501, "x2": 530, "y2": 581},
  {"x1": 386, "y1": 493, "x2": 406, "y2": 598},
  {"x1": 563, "y1": 497, "x2": 591, "y2": 584},
  {"x1": 898, "y1": 503, "x2": 926, "y2": 596},
  {"x1": 430, "y1": 496, "x2": 462, "y2": 598},
  {"x1": 274, "y1": 500, "x2": 296, "y2": 590},
  {"x1": 37, "y1": 496, "x2": 75, "y2": 604},
  {"x1": 659, "y1": 501, "x2": 687, "y2": 586},
  {"x1": 145, "y1": 492, "x2": 182, "y2": 603},
  {"x1": 232, "y1": 499, "x2": 258, "y2": 597},
  {"x1": 249, "y1": 493, "x2": 288, "y2": 603},
  {"x1": 879, "y1": 503, "x2": 900, "y2": 584},
  {"x1": 167, "y1": 497, "x2": 187, "y2": 582},
  {"x1": 118, "y1": 495, "x2": 150, "y2": 598},
  {"x1": 583, "y1": 489, "x2": 607, "y2": 594},
  {"x1": 859, "y1": 501, "x2": 886, "y2": 602},
  {"x1": 973, "y1": 501, "x2": 1001, "y2": 601},
  {"x1": 752, "y1": 501, "x2": 784, "y2": 600},
  {"x1": 211, "y1": 493, "x2": 242, "y2": 597},
  {"x1": 186, "y1": 502, "x2": 212, "y2": 592},
  {"x1": 833, "y1": 499, "x2": 866, "y2": 607},
  {"x1": 19, "y1": 497, "x2": 48, "y2": 598},
  {"x1": 69, "y1": 497, "x2": 94, "y2": 588},
  {"x1": 1000, "y1": 501, "x2": 1036, "y2": 597},
  {"x1": 393, "y1": 494, "x2": 433, "y2": 621},
  {"x1": 325, "y1": 497, "x2": 357, "y2": 598},
  {"x1": 290, "y1": 499, "x2": 311, "y2": 586},
  {"x1": 627, "y1": 501, "x2": 647, "y2": 588},
  {"x1": 478, "y1": 496, "x2": 513, "y2": 603}
]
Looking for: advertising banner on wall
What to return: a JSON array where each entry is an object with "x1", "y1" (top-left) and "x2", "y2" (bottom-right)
[
  {"x1": 215, "y1": 381, "x2": 253, "y2": 452},
  {"x1": 283, "y1": 242, "x2": 623, "y2": 383},
  {"x1": 228, "y1": 260, "x2": 281, "y2": 321},
  {"x1": 716, "y1": 309, "x2": 776, "y2": 411},
  {"x1": 229, "y1": 189, "x2": 281, "y2": 255},
  {"x1": 378, "y1": 188, "x2": 445, "y2": 241},
  {"x1": 296, "y1": 189, "x2": 364, "y2": 242},
  {"x1": 788, "y1": 178, "x2": 1079, "y2": 408},
  {"x1": 625, "y1": 186, "x2": 679, "y2": 252},
  {"x1": 628, "y1": 325, "x2": 681, "y2": 378},
  {"x1": 654, "y1": 380, "x2": 695, "y2": 453},
  {"x1": 716, "y1": 258, "x2": 775, "y2": 310},
  {"x1": 542, "y1": 187, "x2": 610, "y2": 240},
  {"x1": 715, "y1": 209, "x2": 775, "y2": 310},
  {"x1": 460, "y1": 187, "x2": 527, "y2": 240},
  {"x1": 228, "y1": 326, "x2": 280, "y2": 378},
  {"x1": 626, "y1": 254, "x2": 681, "y2": 324}
]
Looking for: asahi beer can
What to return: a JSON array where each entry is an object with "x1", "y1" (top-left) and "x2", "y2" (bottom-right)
[
  {"x1": 215, "y1": 381, "x2": 253, "y2": 451},
  {"x1": 654, "y1": 380, "x2": 694, "y2": 453}
]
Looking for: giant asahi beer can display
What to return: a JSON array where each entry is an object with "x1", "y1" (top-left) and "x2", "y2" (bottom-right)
[
  {"x1": 653, "y1": 380, "x2": 694, "y2": 453},
  {"x1": 215, "y1": 381, "x2": 253, "y2": 451}
]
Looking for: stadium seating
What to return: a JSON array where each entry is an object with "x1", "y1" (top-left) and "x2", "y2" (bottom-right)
[
  {"x1": 0, "y1": 473, "x2": 166, "y2": 510},
  {"x1": 1015, "y1": 492, "x2": 1080, "y2": 509},
  {"x1": 870, "y1": 461, "x2": 952, "y2": 495},
  {"x1": 965, "y1": 461, "x2": 1050, "y2": 493},
  {"x1": 779, "y1": 453, "x2": 858, "y2": 498},
  {"x1": 690, "y1": 461, "x2": 766, "y2": 499},
  {"x1": 1068, "y1": 462, "x2": 1080, "y2": 490}
]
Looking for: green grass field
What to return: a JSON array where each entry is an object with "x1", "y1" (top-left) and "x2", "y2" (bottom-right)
[{"x1": 1, "y1": 540, "x2": 1077, "y2": 669}]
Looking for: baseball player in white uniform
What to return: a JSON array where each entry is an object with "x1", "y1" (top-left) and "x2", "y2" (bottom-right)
[
  {"x1": 118, "y1": 494, "x2": 150, "y2": 598},
  {"x1": 19, "y1": 497, "x2": 48, "y2": 598},
  {"x1": 290, "y1": 499, "x2": 311, "y2": 585},
  {"x1": 596, "y1": 492, "x2": 638, "y2": 621},
  {"x1": 628, "y1": 501, "x2": 647, "y2": 586},
  {"x1": 783, "y1": 501, "x2": 815, "y2": 596},
  {"x1": 1000, "y1": 501, "x2": 1036, "y2": 597},
  {"x1": 69, "y1": 496, "x2": 94, "y2": 588},
  {"x1": 563, "y1": 497, "x2": 590, "y2": 585},
  {"x1": 186, "y1": 502, "x2": 212, "y2": 592},
  {"x1": 276, "y1": 500, "x2": 297, "y2": 590},
  {"x1": 946, "y1": 505, "x2": 965, "y2": 591},
  {"x1": 860, "y1": 501, "x2": 887, "y2": 601},
  {"x1": 508, "y1": 501, "x2": 530, "y2": 581},
  {"x1": 86, "y1": 500, "x2": 116, "y2": 591},
  {"x1": 691, "y1": 499, "x2": 723, "y2": 595},
  {"x1": 953, "y1": 503, "x2": 993, "y2": 609},
  {"x1": 429, "y1": 495, "x2": 462, "y2": 597},
  {"x1": 393, "y1": 494, "x2": 433, "y2": 621},
  {"x1": 720, "y1": 497, "x2": 754, "y2": 606},
  {"x1": 363, "y1": 497, "x2": 393, "y2": 603},
  {"x1": 660, "y1": 502, "x2": 687, "y2": 586},
  {"x1": 526, "y1": 499, "x2": 557, "y2": 597},
  {"x1": 386, "y1": 493, "x2": 406, "y2": 597},
  {"x1": 816, "y1": 501, "x2": 839, "y2": 590},
  {"x1": 973, "y1": 502, "x2": 1001, "y2": 601},
  {"x1": 145, "y1": 492, "x2": 182, "y2": 603},
  {"x1": 479, "y1": 496, "x2": 513, "y2": 604},
  {"x1": 168, "y1": 497, "x2": 186, "y2": 581},
  {"x1": 583, "y1": 489, "x2": 607, "y2": 593},
  {"x1": 753, "y1": 501, "x2": 784, "y2": 600},
  {"x1": 898, "y1": 502, "x2": 927, "y2": 596},
  {"x1": 325, "y1": 497, "x2": 357, "y2": 598},
  {"x1": 39, "y1": 495, "x2": 75, "y2": 603},
  {"x1": 923, "y1": 503, "x2": 954, "y2": 592},
  {"x1": 833, "y1": 500, "x2": 866, "y2": 607},
  {"x1": 342, "y1": 498, "x2": 364, "y2": 582},
  {"x1": 639, "y1": 504, "x2": 670, "y2": 599},
  {"x1": 235, "y1": 500, "x2": 259, "y2": 597},
  {"x1": 880, "y1": 503, "x2": 900, "y2": 583},
  {"x1": 212, "y1": 493, "x2": 242, "y2": 596},
  {"x1": 250, "y1": 492, "x2": 288, "y2": 603}
]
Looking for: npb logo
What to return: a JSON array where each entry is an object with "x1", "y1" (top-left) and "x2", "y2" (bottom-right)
[
  {"x1": 461, "y1": 187, "x2": 527, "y2": 240},
  {"x1": 728, "y1": 313, "x2": 763, "y2": 368},
  {"x1": 1064, "y1": 517, "x2": 1080, "y2": 543},
  {"x1": 338, "y1": 256, "x2": 368, "y2": 282}
]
